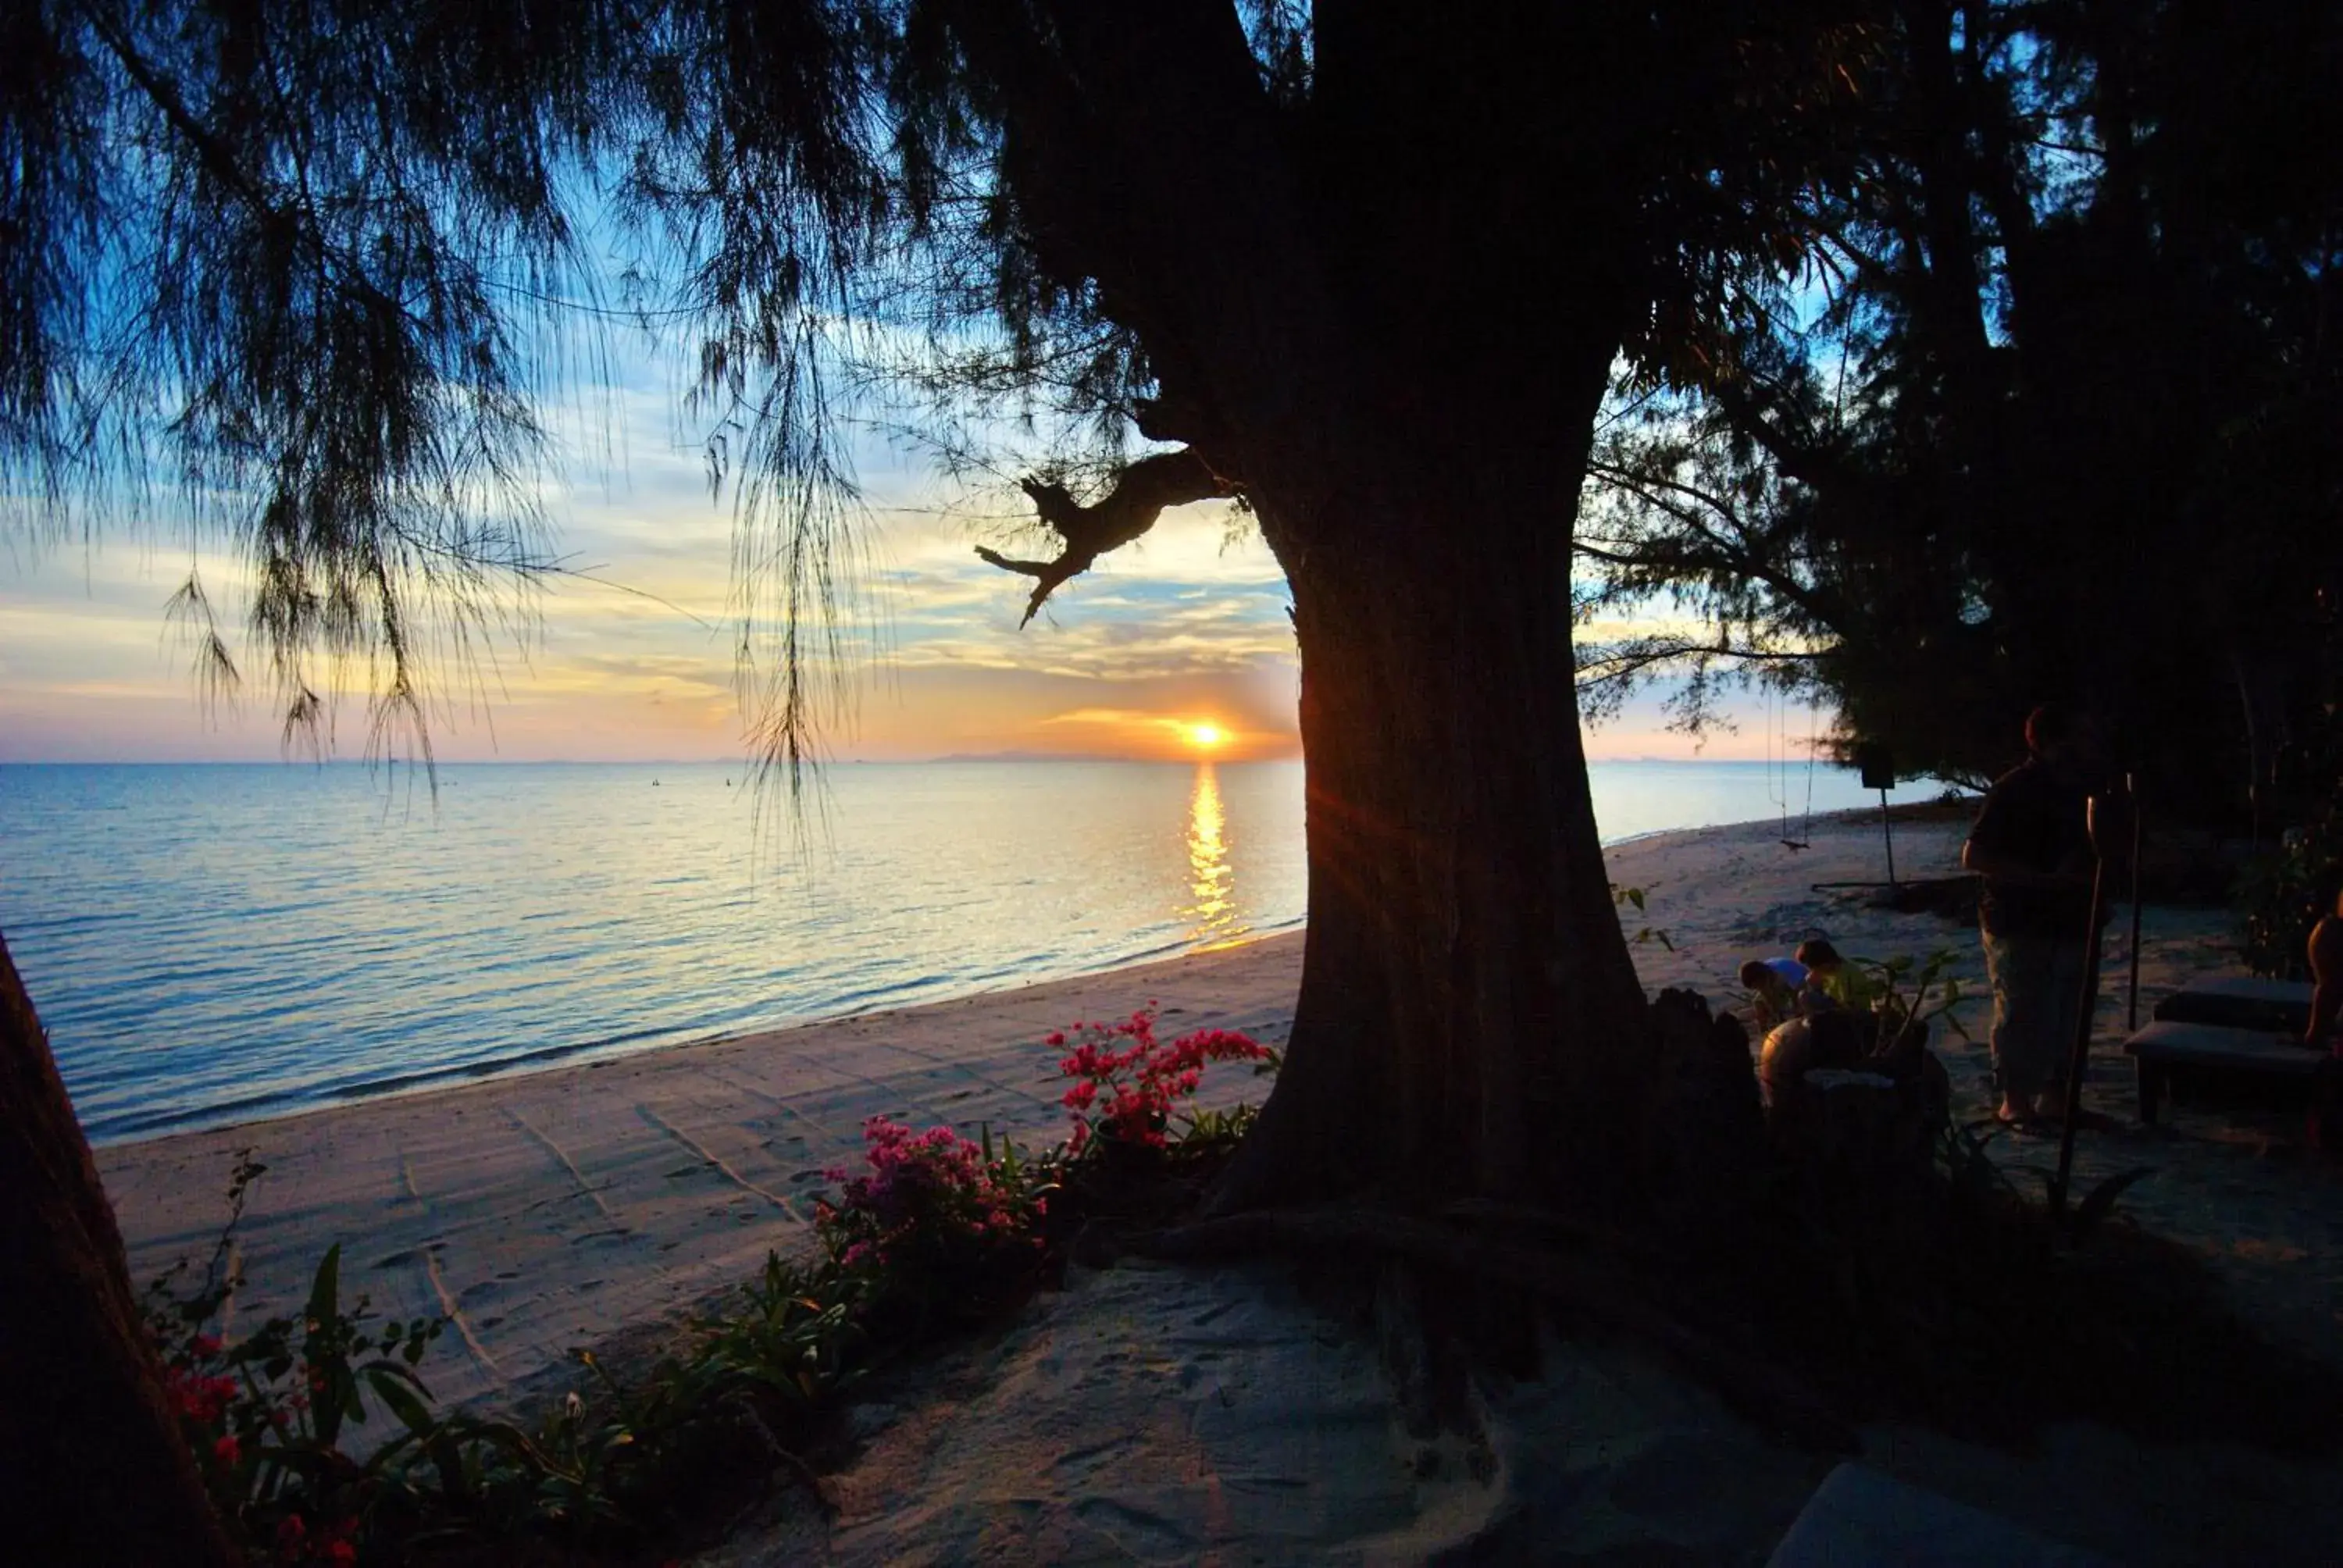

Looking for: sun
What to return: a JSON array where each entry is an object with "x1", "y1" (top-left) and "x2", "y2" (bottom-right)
[{"x1": 1182, "y1": 721, "x2": 1229, "y2": 752}]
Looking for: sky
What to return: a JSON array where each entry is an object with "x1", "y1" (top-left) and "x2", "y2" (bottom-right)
[{"x1": 0, "y1": 366, "x2": 1789, "y2": 767}]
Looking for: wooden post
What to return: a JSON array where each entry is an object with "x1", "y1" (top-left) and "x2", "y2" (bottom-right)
[
  {"x1": 2126, "y1": 774, "x2": 2144, "y2": 1032},
  {"x1": 1878, "y1": 789, "x2": 1897, "y2": 889},
  {"x1": 2052, "y1": 796, "x2": 2109, "y2": 1216}
]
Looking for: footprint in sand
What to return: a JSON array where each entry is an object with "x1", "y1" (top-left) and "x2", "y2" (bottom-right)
[
  {"x1": 1052, "y1": 1438, "x2": 1130, "y2": 1474},
  {"x1": 1071, "y1": 1498, "x2": 1196, "y2": 1558}
]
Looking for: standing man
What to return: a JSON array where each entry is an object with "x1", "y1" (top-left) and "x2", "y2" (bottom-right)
[{"x1": 1962, "y1": 704, "x2": 2103, "y2": 1124}]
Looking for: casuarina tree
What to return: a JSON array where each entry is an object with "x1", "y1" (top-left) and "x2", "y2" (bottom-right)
[
  {"x1": 5, "y1": 2, "x2": 1877, "y2": 1551},
  {"x1": 1573, "y1": 0, "x2": 2343, "y2": 819}
]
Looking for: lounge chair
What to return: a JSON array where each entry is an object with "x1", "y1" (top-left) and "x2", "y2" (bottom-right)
[{"x1": 2124, "y1": 976, "x2": 2329, "y2": 1130}]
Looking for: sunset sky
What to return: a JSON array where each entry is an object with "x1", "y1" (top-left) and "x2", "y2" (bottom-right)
[{"x1": 0, "y1": 381, "x2": 1783, "y2": 766}]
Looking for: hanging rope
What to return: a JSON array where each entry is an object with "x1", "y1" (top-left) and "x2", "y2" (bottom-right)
[
  {"x1": 1765, "y1": 687, "x2": 1810, "y2": 850},
  {"x1": 1794, "y1": 702, "x2": 1819, "y2": 848}
]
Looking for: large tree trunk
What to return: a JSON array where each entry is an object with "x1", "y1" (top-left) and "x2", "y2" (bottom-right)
[
  {"x1": 1218, "y1": 369, "x2": 1658, "y2": 1212},
  {"x1": 965, "y1": 0, "x2": 1706, "y2": 1217},
  {"x1": 0, "y1": 932, "x2": 236, "y2": 1563}
]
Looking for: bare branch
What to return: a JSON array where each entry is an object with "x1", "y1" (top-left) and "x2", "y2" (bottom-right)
[{"x1": 976, "y1": 448, "x2": 1231, "y2": 625}]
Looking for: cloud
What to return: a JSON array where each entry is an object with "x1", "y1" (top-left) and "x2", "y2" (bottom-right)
[{"x1": 5, "y1": 326, "x2": 1800, "y2": 764}]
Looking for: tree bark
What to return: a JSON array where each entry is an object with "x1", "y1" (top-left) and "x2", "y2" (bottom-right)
[
  {"x1": 0, "y1": 932, "x2": 236, "y2": 1564},
  {"x1": 964, "y1": 0, "x2": 1705, "y2": 1217},
  {"x1": 1215, "y1": 370, "x2": 1657, "y2": 1212}
]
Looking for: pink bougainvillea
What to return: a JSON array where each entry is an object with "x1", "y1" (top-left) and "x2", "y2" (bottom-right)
[
  {"x1": 814, "y1": 1117, "x2": 1048, "y2": 1305},
  {"x1": 1053, "y1": 1005, "x2": 1273, "y2": 1155}
]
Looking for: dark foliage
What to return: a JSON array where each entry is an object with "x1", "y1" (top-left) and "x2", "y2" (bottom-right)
[{"x1": 1575, "y1": 0, "x2": 2343, "y2": 821}]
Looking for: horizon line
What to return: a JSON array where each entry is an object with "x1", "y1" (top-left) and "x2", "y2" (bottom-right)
[{"x1": 0, "y1": 752, "x2": 1813, "y2": 768}]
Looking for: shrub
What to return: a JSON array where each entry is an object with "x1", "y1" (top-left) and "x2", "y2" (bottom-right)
[
  {"x1": 1050, "y1": 1004, "x2": 1276, "y2": 1158},
  {"x1": 814, "y1": 1117, "x2": 1053, "y2": 1329},
  {"x1": 140, "y1": 1003, "x2": 1263, "y2": 1560},
  {"x1": 1860, "y1": 947, "x2": 1976, "y2": 1044},
  {"x1": 143, "y1": 1159, "x2": 874, "y2": 1562},
  {"x1": 2238, "y1": 811, "x2": 2343, "y2": 979},
  {"x1": 141, "y1": 1155, "x2": 443, "y2": 1561}
]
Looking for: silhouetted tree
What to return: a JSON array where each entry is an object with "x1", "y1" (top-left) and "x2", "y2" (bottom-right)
[
  {"x1": 1576, "y1": 0, "x2": 2343, "y2": 818},
  {"x1": 5, "y1": 2, "x2": 1880, "y2": 1550}
]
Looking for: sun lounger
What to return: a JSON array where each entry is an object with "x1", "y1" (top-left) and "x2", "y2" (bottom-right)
[
  {"x1": 2149, "y1": 975, "x2": 2313, "y2": 1036},
  {"x1": 2123, "y1": 1019, "x2": 2328, "y2": 1125},
  {"x1": 1767, "y1": 1462, "x2": 2119, "y2": 1566}
]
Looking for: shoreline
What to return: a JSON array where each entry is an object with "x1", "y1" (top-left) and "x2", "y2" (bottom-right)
[
  {"x1": 102, "y1": 807, "x2": 2341, "y2": 1429},
  {"x1": 97, "y1": 807, "x2": 2343, "y2": 1563},
  {"x1": 99, "y1": 922, "x2": 1314, "y2": 1415},
  {"x1": 98, "y1": 810, "x2": 1963, "y2": 1418},
  {"x1": 84, "y1": 798, "x2": 1956, "y2": 1150},
  {"x1": 84, "y1": 913, "x2": 1312, "y2": 1151}
]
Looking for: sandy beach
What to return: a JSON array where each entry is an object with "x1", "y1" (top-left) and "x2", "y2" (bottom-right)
[{"x1": 98, "y1": 809, "x2": 2343, "y2": 1562}]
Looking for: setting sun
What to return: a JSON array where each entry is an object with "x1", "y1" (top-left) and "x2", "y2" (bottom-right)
[{"x1": 1182, "y1": 721, "x2": 1229, "y2": 751}]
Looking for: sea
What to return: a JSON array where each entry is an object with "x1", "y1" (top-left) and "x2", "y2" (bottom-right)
[{"x1": 1, "y1": 759, "x2": 1944, "y2": 1144}]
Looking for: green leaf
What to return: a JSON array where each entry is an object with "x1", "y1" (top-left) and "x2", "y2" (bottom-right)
[
  {"x1": 305, "y1": 1243, "x2": 343, "y2": 1332},
  {"x1": 369, "y1": 1366, "x2": 437, "y2": 1436}
]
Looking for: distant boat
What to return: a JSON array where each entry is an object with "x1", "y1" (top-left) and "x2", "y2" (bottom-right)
[{"x1": 652, "y1": 779, "x2": 660, "y2": 787}]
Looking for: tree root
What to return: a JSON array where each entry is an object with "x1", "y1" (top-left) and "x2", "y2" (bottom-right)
[{"x1": 1130, "y1": 1205, "x2": 1858, "y2": 1455}]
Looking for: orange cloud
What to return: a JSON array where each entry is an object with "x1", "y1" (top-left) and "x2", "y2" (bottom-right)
[{"x1": 1035, "y1": 706, "x2": 1286, "y2": 761}]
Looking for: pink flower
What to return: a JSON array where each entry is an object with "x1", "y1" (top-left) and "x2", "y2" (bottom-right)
[
  {"x1": 191, "y1": 1334, "x2": 223, "y2": 1359},
  {"x1": 212, "y1": 1434, "x2": 241, "y2": 1466}
]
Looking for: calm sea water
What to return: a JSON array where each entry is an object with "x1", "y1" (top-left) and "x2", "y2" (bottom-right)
[{"x1": 1, "y1": 759, "x2": 1939, "y2": 1143}]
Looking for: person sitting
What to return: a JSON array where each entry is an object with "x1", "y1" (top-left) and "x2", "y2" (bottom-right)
[
  {"x1": 1739, "y1": 957, "x2": 1809, "y2": 1032},
  {"x1": 2309, "y1": 887, "x2": 2343, "y2": 1053},
  {"x1": 1794, "y1": 938, "x2": 1876, "y2": 1017}
]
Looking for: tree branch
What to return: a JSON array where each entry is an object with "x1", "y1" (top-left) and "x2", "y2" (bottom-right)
[{"x1": 976, "y1": 448, "x2": 1231, "y2": 625}]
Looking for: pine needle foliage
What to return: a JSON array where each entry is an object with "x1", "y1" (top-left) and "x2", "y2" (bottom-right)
[{"x1": 9, "y1": 1, "x2": 1888, "y2": 775}]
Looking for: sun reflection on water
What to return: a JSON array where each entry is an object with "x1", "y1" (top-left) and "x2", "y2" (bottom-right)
[{"x1": 1185, "y1": 762, "x2": 1249, "y2": 948}]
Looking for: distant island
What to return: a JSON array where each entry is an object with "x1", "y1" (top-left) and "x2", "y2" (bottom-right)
[{"x1": 927, "y1": 750, "x2": 1147, "y2": 764}]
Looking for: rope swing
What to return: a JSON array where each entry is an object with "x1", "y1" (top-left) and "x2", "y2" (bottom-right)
[{"x1": 1766, "y1": 688, "x2": 1817, "y2": 850}]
